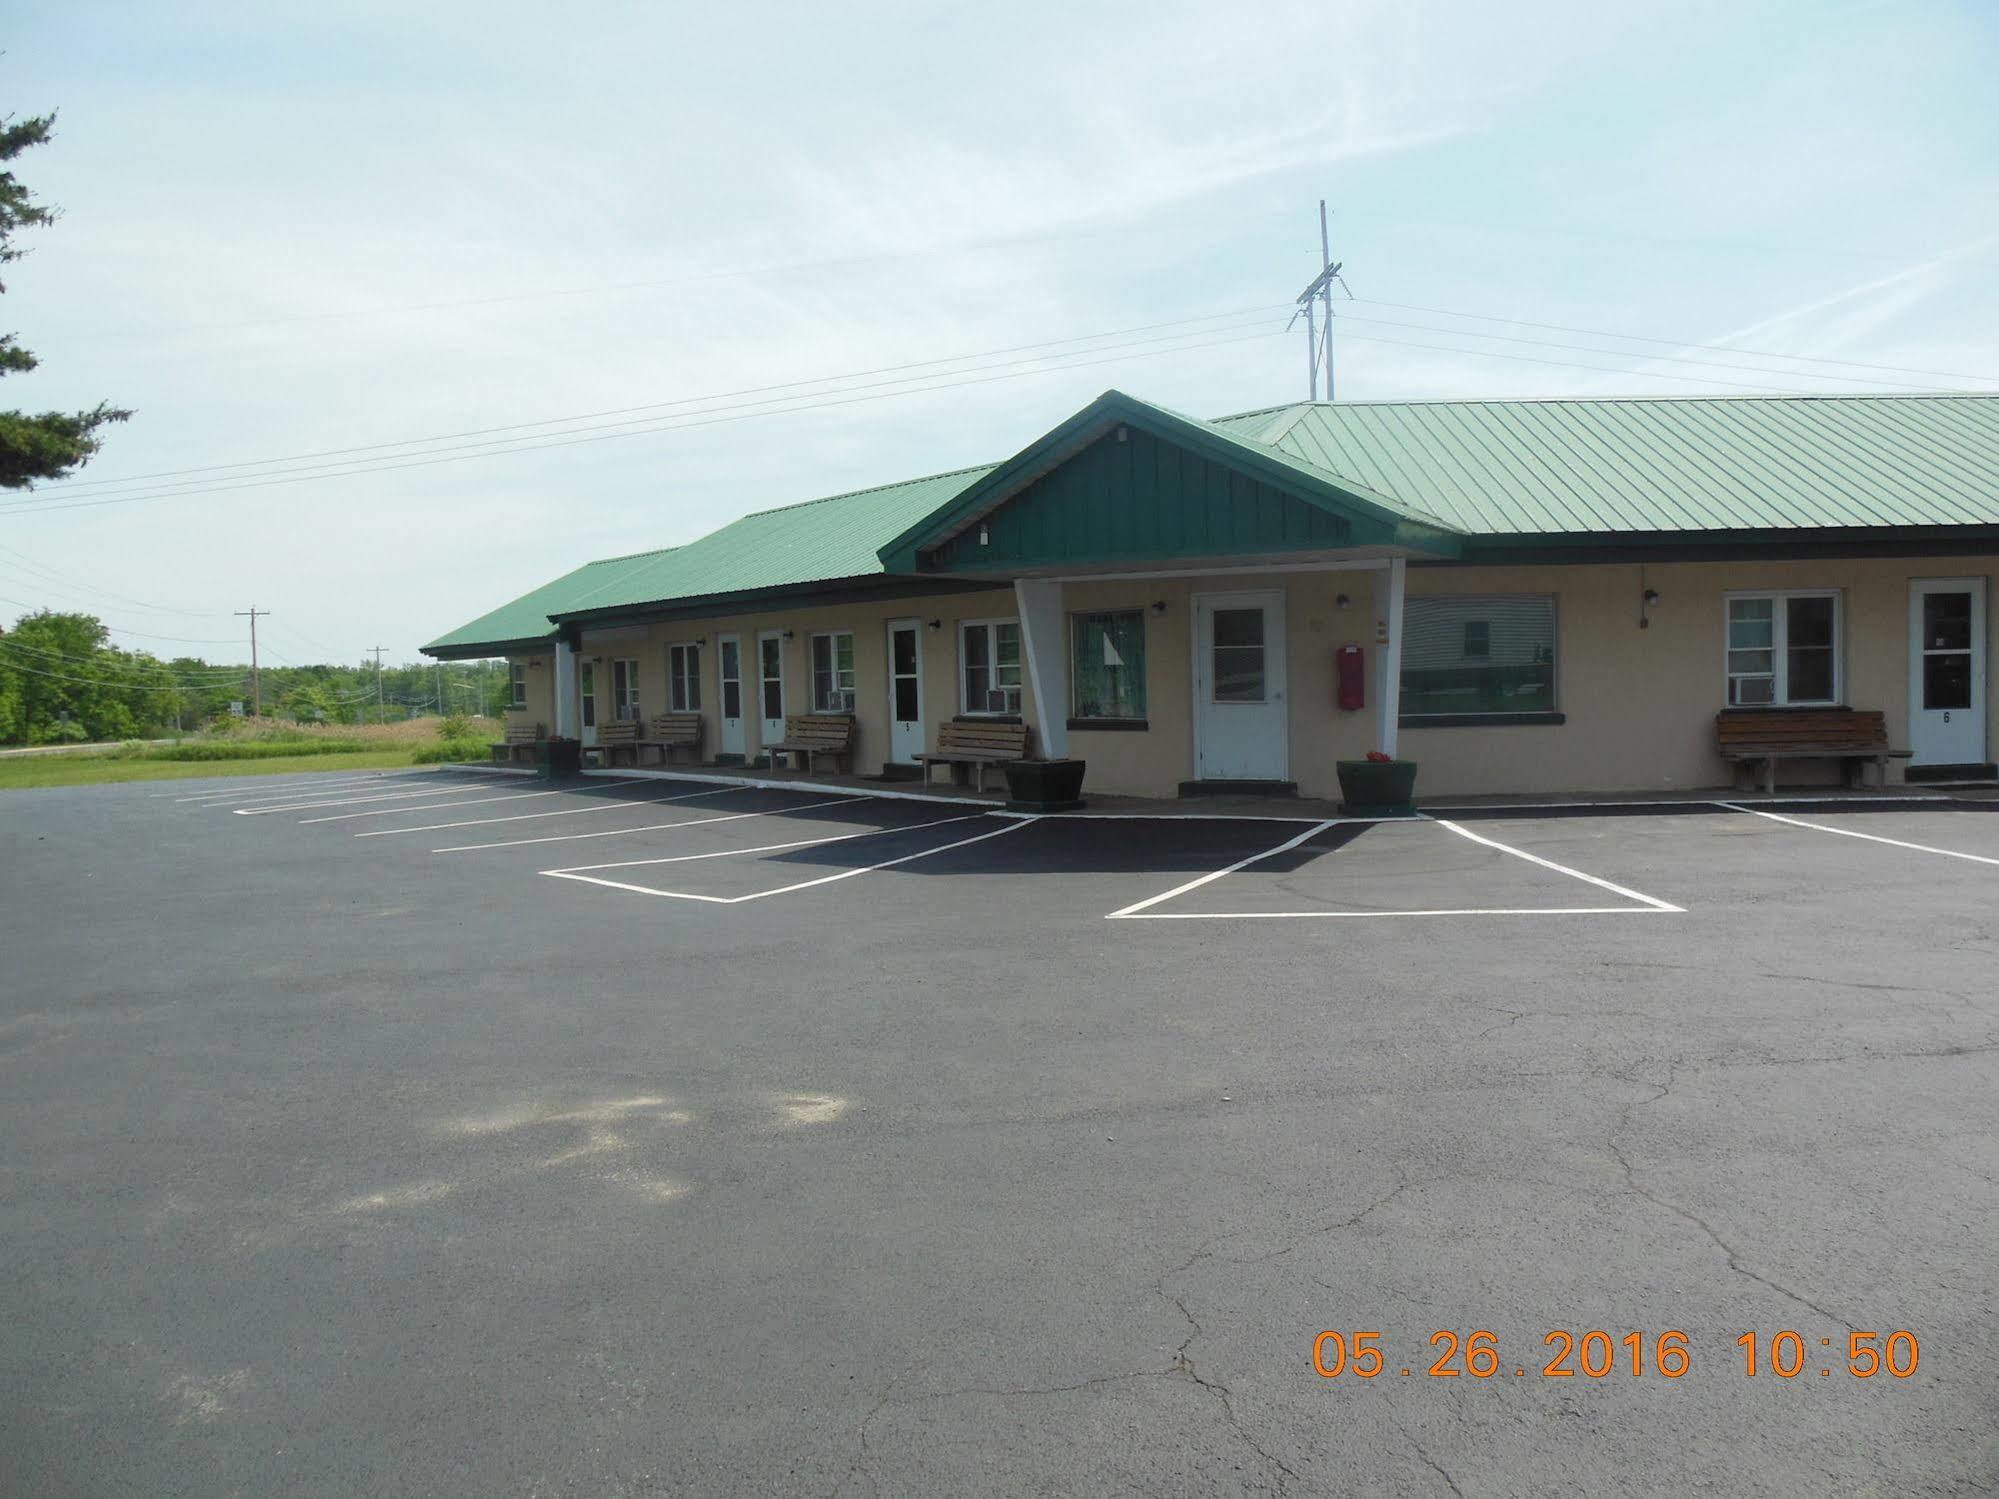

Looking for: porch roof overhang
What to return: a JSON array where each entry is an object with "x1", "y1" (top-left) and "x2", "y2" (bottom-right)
[
  {"x1": 876, "y1": 389, "x2": 1466, "y2": 581},
  {"x1": 424, "y1": 635, "x2": 555, "y2": 662}
]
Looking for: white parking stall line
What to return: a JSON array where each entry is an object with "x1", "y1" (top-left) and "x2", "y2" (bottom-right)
[
  {"x1": 542, "y1": 815, "x2": 1035, "y2": 903},
  {"x1": 354, "y1": 785, "x2": 742, "y2": 838},
  {"x1": 1106, "y1": 820, "x2": 1338, "y2": 919},
  {"x1": 230, "y1": 782, "x2": 504, "y2": 816},
  {"x1": 547, "y1": 813, "x2": 988, "y2": 873},
  {"x1": 301, "y1": 778, "x2": 650, "y2": 825},
  {"x1": 1432, "y1": 819, "x2": 1685, "y2": 912},
  {"x1": 433, "y1": 795, "x2": 861, "y2": 853},
  {"x1": 1106, "y1": 817, "x2": 1684, "y2": 921},
  {"x1": 1717, "y1": 802, "x2": 1999, "y2": 867},
  {"x1": 171, "y1": 774, "x2": 418, "y2": 803}
]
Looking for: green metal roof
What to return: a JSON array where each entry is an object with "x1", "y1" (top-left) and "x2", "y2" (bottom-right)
[
  {"x1": 421, "y1": 547, "x2": 677, "y2": 657},
  {"x1": 1213, "y1": 393, "x2": 1999, "y2": 535},
  {"x1": 547, "y1": 463, "x2": 994, "y2": 625},
  {"x1": 426, "y1": 390, "x2": 1999, "y2": 656}
]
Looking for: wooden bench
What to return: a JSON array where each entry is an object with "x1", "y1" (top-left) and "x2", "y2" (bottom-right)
[
  {"x1": 913, "y1": 719, "x2": 1032, "y2": 793},
  {"x1": 635, "y1": 712, "x2": 704, "y2": 767},
  {"x1": 593, "y1": 718, "x2": 643, "y2": 767},
  {"x1": 767, "y1": 713, "x2": 855, "y2": 773},
  {"x1": 1716, "y1": 708, "x2": 1910, "y2": 793},
  {"x1": 491, "y1": 722, "x2": 544, "y2": 765}
]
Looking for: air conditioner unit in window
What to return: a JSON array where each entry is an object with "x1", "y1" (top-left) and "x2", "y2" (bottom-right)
[
  {"x1": 986, "y1": 690, "x2": 1008, "y2": 713},
  {"x1": 832, "y1": 690, "x2": 855, "y2": 713}
]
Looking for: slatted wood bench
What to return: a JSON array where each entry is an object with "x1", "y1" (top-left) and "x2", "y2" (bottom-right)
[
  {"x1": 1716, "y1": 708, "x2": 1910, "y2": 793},
  {"x1": 767, "y1": 713, "x2": 855, "y2": 773},
  {"x1": 594, "y1": 718, "x2": 643, "y2": 767},
  {"x1": 913, "y1": 719, "x2": 1032, "y2": 793},
  {"x1": 491, "y1": 723, "x2": 544, "y2": 765},
  {"x1": 635, "y1": 712, "x2": 704, "y2": 767}
]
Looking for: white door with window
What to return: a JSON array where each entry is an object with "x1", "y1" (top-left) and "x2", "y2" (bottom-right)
[
  {"x1": 577, "y1": 661, "x2": 598, "y2": 749},
  {"x1": 1909, "y1": 578, "x2": 1987, "y2": 768},
  {"x1": 717, "y1": 634, "x2": 747, "y2": 759},
  {"x1": 886, "y1": 619, "x2": 923, "y2": 764},
  {"x1": 757, "y1": 631, "x2": 785, "y2": 750},
  {"x1": 1193, "y1": 591, "x2": 1287, "y2": 780}
]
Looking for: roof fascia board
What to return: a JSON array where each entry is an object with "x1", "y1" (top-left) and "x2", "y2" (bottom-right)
[
  {"x1": 549, "y1": 573, "x2": 1004, "y2": 629},
  {"x1": 1451, "y1": 524, "x2": 1999, "y2": 567}
]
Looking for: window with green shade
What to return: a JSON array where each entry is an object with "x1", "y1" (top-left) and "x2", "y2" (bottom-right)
[
  {"x1": 1401, "y1": 595, "x2": 1556, "y2": 716},
  {"x1": 508, "y1": 661, "x2": 527, "y2": 708},
  {"x1": 1070, "y1": 611, "x2": 1146, "y2": 720}
]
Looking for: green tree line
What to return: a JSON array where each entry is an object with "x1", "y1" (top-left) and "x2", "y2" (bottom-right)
[{"x1": 0, "y1": 610, "x2": 504, "y2": 744}]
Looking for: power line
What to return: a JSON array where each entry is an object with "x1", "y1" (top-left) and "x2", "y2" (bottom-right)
[
  {"x1": 23, "y1": 305, "x2": 1294, "y2": 499},
  {"x1": 1335, "y1": 331, "x2": 1806, "y2": 393},
  {"x1": 1334, "y1": 314, "x2": 1987, "y2": 393},
  {"x1": 0, "y1": 323, "x2": 1290, "y2": 518},
  {"x1": 0, "y1": 541, "x2": 234, "y2": 616},
  {"x1": 1344, "y1": 297, "x2": 1999, "y2": 385}
]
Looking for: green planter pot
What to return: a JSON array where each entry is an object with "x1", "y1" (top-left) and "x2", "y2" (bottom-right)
[
  {"x1": 536, "y1": 737, "x2": 583, "y2": 780},
  {"x1": 1002, "y1": 758, "x2": 1086, "y2": 812},
  {"x1": 1335, "y1": 759, "x2": 1418, "y2": 817}
]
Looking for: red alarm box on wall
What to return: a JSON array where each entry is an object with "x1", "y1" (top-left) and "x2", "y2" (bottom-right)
[{"x1": 1336, "y1": 643, "x2": 1366, "y2": 711}]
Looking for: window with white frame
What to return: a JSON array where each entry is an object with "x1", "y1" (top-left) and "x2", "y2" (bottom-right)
[
  {"x1": 611, "y1": 658, "x2": 641, "y2": 722},
  {"x1": 960, "y1": 618, "x2": 1022, "y2": 715},
  {"x1": 1726, "y1": 591, "x2": 1840, "y2": 706},
  {"x1": 1401, "y1": 595, "x2": 1556, "y2": 716},
  {"x1": 668, "y1": 642, "x2": 702, "y2": 712},
  {"x1": 508, "y1": 661, "x2": 527, "y2": 708},
  {"x1": 810, "y1": 631, "x2": 856, "y2": 712}
]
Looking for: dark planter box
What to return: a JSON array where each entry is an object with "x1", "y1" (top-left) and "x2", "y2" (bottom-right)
[
  {"x1": 1336, "y1": 758, "x2": 1418, "y2": 817},
  {"x1": 536, "y1": 737, "x2": 583, "y2": 780},
  {"x1": 1002, "y1": 758, "x2": 1086, "y2": 812}
]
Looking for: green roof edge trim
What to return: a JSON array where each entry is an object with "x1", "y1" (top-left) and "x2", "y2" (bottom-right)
[{"x1": 874, "y1": 389, "x2": 1467, "y2": 574}]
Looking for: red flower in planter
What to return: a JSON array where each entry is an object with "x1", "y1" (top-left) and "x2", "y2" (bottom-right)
[{"x1": 1365, "y1": 750, "x2": 1394, "y2": 763}]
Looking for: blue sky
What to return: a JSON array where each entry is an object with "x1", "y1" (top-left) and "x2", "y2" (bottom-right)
[{"x1": 4, "y1": 0, "x2": 1995, "y2": 664}]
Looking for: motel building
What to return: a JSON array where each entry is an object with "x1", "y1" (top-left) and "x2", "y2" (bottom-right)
[{"x1": 424, "y1": 390, "x2": 1999, "y2": 802}]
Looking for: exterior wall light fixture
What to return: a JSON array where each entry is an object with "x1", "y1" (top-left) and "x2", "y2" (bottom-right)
[{"x1": 1151, "y1": 599, "x2": 1168, "y2": 615}]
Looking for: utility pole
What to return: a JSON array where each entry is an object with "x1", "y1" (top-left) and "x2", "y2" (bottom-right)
[
  {"x1": 369, "y1": 646, "x2": 388, "y2": 725},
  {"x1": 1290, "y1": 200, "x2": 1351, "y2": 401},
  {"x1": 234, "y1": 607, "x2": 269, "y2": 716}
]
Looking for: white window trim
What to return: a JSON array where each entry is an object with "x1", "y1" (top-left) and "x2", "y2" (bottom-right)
[
  {"x1": 611, "y1": 657, "x2": 641, "y2": 721},
  {"x1": 1723, "y1": 589, "x2": 1843, "y2": 708},
  {"x1": 958, "y1": 616, "x2": 1023, "y2": 716},
  {"x1": 508, "y1": 662, "x2": 528, "y2": 709},
  {"x1": 808, "y1": 630, "x2": 857, "y2": 713},
  {"x1": 667, "y1": 642, "x2": 702, "y2": 713}
]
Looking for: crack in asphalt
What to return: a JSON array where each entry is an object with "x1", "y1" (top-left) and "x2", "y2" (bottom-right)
[
  {"x1": 1398, "y1": 1424, "x2": 1466, "y2": 1498},
  {"x1": 1606, "y1": 1067, "x2": 1858, "y2": 1334}
]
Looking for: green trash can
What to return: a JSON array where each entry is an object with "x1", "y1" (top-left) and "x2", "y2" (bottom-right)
[{"x1": 536, "y1": 737, "x2": 583, "y2": 780}]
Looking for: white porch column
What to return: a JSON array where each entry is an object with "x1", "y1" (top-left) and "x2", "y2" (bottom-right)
[
  {"x1": 553, "y1": 636, "x2": 579, "y2": 739},
  {"x1": 1376, "y1": 557, "x2": 1406, "y2": 758},
  {"x1": 1013, "y1": 579, "x2": 1068, "y2": 759}
]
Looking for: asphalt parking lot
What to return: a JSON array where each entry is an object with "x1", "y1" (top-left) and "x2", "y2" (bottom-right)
[{"x1": 3, "y1": 767, "x2": 1997, "y2": 1497}]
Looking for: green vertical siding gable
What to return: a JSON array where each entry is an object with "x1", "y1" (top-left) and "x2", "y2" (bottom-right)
[{"x1": 923, "y1": 428, "x2": 1366, "y2": 571}]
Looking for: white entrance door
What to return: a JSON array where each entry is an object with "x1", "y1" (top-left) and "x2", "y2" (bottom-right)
[
  {"x1": 717, "y1": 634, "x2": 747, "y2": 759},
  {"x1": 756, "y1": 631, "x2": 786, "y2": 752},
  {"x1": 577, "y1": 661, "x2": 598, "y2": 749},
  {"x1": 1909, "y1": 578, "x2": 1987, "y2": 768},
  {"x1": 1193, "y1": 590, "x2": 1288, "y2": 780},
  {"x1": 886, "y1": 619, "x2": 924, "y2": 764}
]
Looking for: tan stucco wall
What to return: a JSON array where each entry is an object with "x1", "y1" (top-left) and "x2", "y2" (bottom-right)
[
  {"x1": 504, "y1": 553, "x2": 1995, "y2": 800},
  {"x1": 1399, "y1": 554, "x2": 1997, "y2": 797},
  {"x1": 502, "y1": 652, "x2": 554, "y2": 732}
]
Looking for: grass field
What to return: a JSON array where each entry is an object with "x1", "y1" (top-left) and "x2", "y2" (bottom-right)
[{"x1": 0, "y1": 716, "x2": 504, "y2": 789}]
